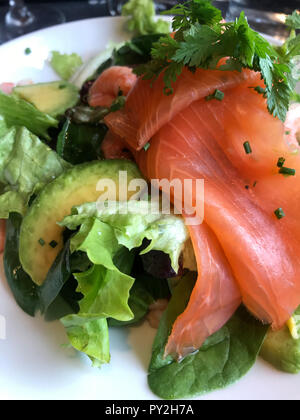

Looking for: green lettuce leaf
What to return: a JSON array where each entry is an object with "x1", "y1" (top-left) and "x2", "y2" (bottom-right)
[
  {"x1": 61, "y1": 244, "x2": 136, "y2": 366},
  {"x1": 61, "y1": 200, "x2": 188, "y2": 272},
  {"x1": 60, "y1": 200, "x2": 187, "y2": 366},
  {"x1": 109, "y1": 272, "x2": 170, "y2": 327},
  {"x1": 61, "y1": 315, "x2": 110, "y2": 366},
  {"x1": 50, "y1": 51, "x2": 83, "y2": 80},
  {"x1": 0, "y1": 127, "x2": 71, "y2": 218},
  {"x1": 0, "y1": 90, "x2": 58, "y2": 140},
  {"x1": 122, "y1": 0, "x2": 170, "y2": 36},
  {"x1": 0, "y1": 116, "x2": 8, "y2": 137}
]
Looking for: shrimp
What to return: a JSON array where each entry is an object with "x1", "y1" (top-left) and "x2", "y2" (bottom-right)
[{"x1": 88, "y1": 66, "x2": 137, "y2": 108}]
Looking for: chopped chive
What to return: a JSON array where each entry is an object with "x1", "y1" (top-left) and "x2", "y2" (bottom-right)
[
  {"x1": 49, "y1": 240, "x2": 58, "y2": 248},
  {"x1": 285, "y1": 131, "x2": 291, "y2": 135},
  {"x1": 144, "y1": 142, "x2": 150, "y2": 152},
  {"x1": 205, "y1": 89, "x2": 224, "y2": 101},
  {"x1": 24, "y1": 47, "x2": 32, "y2": 55},
  {"x1": 245, "y1": 185, "x2": 249, "y2": 190},
  {"x1": 277, "y1": 157, "x2": 286, "y2": 168},
  {"x1": 274, "y1": 208, "x2": 285, "y2": 219},
  {"x1": 38, "y1": 238, "x2": 45, "y2": 246},
  {"x1": 243, "y1": 141, "x2": 252, "y2": 154},
  {"x1": 279, "y1": 167, "x2": 296, "y2": 176},
  {"x1": 59, "y1": 84, "x2": 67, "y2": 90},
  {"x1": 253, "y1": 181, "x2": 258, "y2": 188}
]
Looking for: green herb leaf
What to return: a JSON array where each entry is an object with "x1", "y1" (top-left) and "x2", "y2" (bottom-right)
[
  {"x1": 285, "y1": 11, "x2": 300, "y2": 30},
  {"x1": 135, "y1": 1, "x2": 300, "y2": 122}
]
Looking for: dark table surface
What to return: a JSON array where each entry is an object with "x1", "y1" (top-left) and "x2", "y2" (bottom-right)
[
  {"x1": 0, "y1": 1, "x2": 298, "y2": 45},
  {"x1": 0, "y1": 1, "x2": 230, "y2": 44}
]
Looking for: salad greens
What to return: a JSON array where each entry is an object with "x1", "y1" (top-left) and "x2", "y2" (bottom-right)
[
  {"x1": 56, "y1": 119, "x2": 107, "y2": 164},
  {"x1": 0, "y1": 90, "x2": 58, "y2": 139},
  {"x1": 1, "y1": 0, "x2": 300, "y2": 401},
  {"x1": 50, "y1": 51, "x2": 83, "y2": 81},
  {"x1": 0, "y1": 117, "x2": 8, "y2": 137},
  {"x1": 122, "y1": 0, "x2": 170, "y2": 36},
  {"x1": 4, "y1": 213, "x2": 40, "y2": 316},
  {"x1": 61, "y1": 247, "x2": 136, "y2": 366},
  {"x1": 0, "y1": 127, "x2": 71, "y2": 218},
  {"x1": 58, "y1": 201, "x2": 188, "y2": 365},
  {"x1": 61, "y1": 201, "x2": 188, "y2": 272},
  {"x1": 149, "y1": 272, "x2": 268, "y2": 399}
]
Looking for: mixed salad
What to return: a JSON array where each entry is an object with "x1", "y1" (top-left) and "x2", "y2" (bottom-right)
[{"x1": 1, "y1": 0, "x2": 300, "y2": 400}]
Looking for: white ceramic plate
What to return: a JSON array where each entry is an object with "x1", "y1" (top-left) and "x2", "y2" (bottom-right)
[{"x1": 0, "y1": 17, "x2": 299, "y2": 401}]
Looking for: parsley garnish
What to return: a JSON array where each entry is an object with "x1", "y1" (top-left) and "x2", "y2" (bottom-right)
[
  {"x1": 285, "y1": 10, "x2": 300, "y2": 31},
  {"x1": 135, "y1": 0, "x2": 300, "y2": 122}
]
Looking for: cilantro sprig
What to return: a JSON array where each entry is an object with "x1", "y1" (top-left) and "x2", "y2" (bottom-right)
[
  {"x1": 285, "y1": 10, "x2": 300, "y2": 31},
  {"x1": 134, "y1": 0, "x2": 300, "y2": 122}
]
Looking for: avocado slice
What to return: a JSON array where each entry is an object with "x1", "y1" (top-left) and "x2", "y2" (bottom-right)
[
  {"x1": 14, "y1": 81, "x2": 79, "y2": 117},
  {"x1": 19, "y1": 160, "x2": 143, "y2": 285},
  {"x1": 260, "y1": 326, "x2": 300, "y2": 373}
]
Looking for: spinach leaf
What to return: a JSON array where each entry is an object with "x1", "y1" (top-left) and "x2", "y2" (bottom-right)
[
  {"x1": 56, "y1": 119, "x2": 107, "y2": 164},
  {"x1": 95, "y1": 34, "x2": 165, "y2": 77},
  {"x1": 39, "y1": 239, "x2": 72, "y2": 314},
  {"x1": 114, "y1": 34, "x2": 165, "y2": 66},
  {"x1": 4, "y1": 213, "x2": 40, "y2": 316},
  {"x1": 148, "y1": 272, "x2": 268, "y2": 399},
  {"x1": 39, "y1": 241, "x2": 90, "y2": 318}
]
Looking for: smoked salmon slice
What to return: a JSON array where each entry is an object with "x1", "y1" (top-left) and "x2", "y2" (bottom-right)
[
  {"x1": 89, "y1": 66, "x2": 137, "y2": 108},
  {"x1": 101, "y1": 130, "x2": 133, "y2": 161},
  {"x1": 105, "y1": 66, "x2": 263, "y2": 150},
  {"x1": 165, "y1": 223, "x2": 241, "y2": 360},
  {"x1": 106, "y1": 65, "x2": 300, "y2": 358}
]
